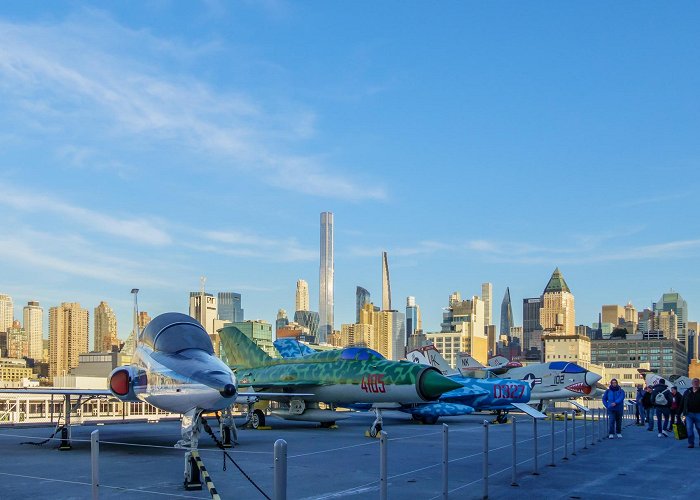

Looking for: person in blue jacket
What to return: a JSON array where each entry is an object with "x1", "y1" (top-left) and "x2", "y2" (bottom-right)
[
  {"x1": 635, "y1": 384, "x2": 645, "y2": 426},
  {"x1": 603, "y1": 378, "x2": 626, "y2": 438}
]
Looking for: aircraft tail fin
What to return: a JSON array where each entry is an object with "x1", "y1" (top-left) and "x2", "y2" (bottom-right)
[
  {"x1": 406, "y1": 345, "x2": 457, "y2": 375},
  {"x1": 219, "y1": 325, "x2": 272, "y2": 369},
  {"x1": 456, "y1": 352, "x2": 487, "y2": 376},
  {"x1": 487, "y1": 356, "x2": 509, "y2": 368}
]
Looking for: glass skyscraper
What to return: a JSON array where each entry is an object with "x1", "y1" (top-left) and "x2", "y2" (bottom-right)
[
  {"x1": 406, "y1": 296, "x2": 418, "y2": 337},
  {"x1": 356, "y1": 286, "x2": 371, "y2": 323},
  {"x1": 218, "y1": 292, "x2": 244, "y2": 323},
  {"x1": 500, "y1": 287, "x2": 513, "y2": 336},
  {"x1": 294, "y1": 310, "x2": 320, "y2": 338},
  {"x1": 318, "y1": 212, "x2": 334, "y2": 342},
  {"x1": 522, "y1": 297, "x2": 542, "y2": 350}
]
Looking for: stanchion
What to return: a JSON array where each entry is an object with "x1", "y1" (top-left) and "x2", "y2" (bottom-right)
[
  {"x1": 274, "y1": 439, "x2": 287, "y2": 500},
  {"x1": 583, "y1": 410, "x2": 588, "y2": 450},
  {"x1": 563, "y1": 412, "x2": 568, "y2": 461},
  {"x1": 482, "y1": 420, "x2": 489, "y2": 500},
  {"x1": 532, "y1": 417, "x2": 539, "y2": 475},
  {"x1": 442, "y1": 424, "x2": 448, "y2": 500},
  {"x1": 549, "y1": 412, "x2": 556, "y2": 467},
  {"x1": 380, "y1": 431, "x2": 388, "y2": 500},
  {"x1": 591, "y1": 409, "x2": 596, "y2": 445},
  {"x1": 91, "y1": 430, "x2": 99, "y2": 500},
  {"x1": 571, "y1": 411, "x2": 577, "y2": 456},
  {"x1": 511, "y1": 418, "x2": 518, "y2": 486}
]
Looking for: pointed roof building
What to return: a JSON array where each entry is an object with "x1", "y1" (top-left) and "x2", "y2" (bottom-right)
[
  {"x1": 543, "y1": 267, "x2": 571, "y2": 294},
  {"x1": 540, "y1": 267, "x2": 575, "y2": 335}
]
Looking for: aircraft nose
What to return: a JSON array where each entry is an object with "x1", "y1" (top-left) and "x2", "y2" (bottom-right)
[
  {"x1": 220, "y1": 383, "x2": 236, "y2": 398},
  {"x1": 585, "y1": 371, "x2": 602, "y2": 386},
  {"x1": 418, "y1": 369, "x2": 463, "y2": 400}
]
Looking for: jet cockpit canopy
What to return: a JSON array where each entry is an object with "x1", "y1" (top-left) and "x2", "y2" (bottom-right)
[
  {"x1": 339, "y1": 347, "x2": 385, "y2": 361},
  {"x1": 141, "y1": 312, "x2": 214, "y2": 354}
]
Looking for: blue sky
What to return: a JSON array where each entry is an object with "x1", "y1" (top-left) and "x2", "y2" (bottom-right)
[{"x1": 1, "y1": 2, "x2": 699, "y2": 340}]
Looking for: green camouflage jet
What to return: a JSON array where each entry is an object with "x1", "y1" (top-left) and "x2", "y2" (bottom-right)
[{"x1": 219, "y1": 325, "x2": 463, "y2": 435}]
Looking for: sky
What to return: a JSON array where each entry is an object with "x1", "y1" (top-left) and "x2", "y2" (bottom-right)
[{"x1": 1, "y1": 1, "x2": 699, "y2": 340}]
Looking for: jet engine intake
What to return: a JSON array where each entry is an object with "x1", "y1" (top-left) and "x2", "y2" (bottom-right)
[{"x1": 108, "y1": 366, "x2": 143, "y2": 401}]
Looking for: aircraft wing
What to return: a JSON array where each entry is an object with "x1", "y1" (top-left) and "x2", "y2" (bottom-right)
[
  {"x1": 235, "y1": 391, "x2": 314, "y2": 404},
  {"x1": 510, "y1": 403, "x2": 547, "y2": 419},
  {"x1": 0, "y1": 388, "x2": 111, "y2": 396},
  {"x1": 568, "y1": 400, "x2": 590, "y2": 412}
]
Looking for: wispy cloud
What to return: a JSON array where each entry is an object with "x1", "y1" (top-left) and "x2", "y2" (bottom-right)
[
  {"x1": 198, "y1": 230, "x2": 317, "y2": 262},
  {"x1": 0, "y1": 188, "x2": 171, "y2": 246},
  {"x1": 0, "y1": 11, "x2": 386, "y2": 201},
  {"x1": 348, "y1": 241, "x2": 451, "y2": 258}
]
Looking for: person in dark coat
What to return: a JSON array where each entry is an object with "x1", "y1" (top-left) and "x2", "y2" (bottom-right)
[
  {"x1": 635, "y1": 384, "x2": 645, "y2": 426},
  {"x1": 642, "y1": 386, "x2": 654, "y2": 431},
  {"x1": 669, "y1": 386, "x2": 683, "y2": 428},
  {"x1": 651, "y1": 378, "x2": 672, "y2": 437},
  {"x1": 602, "y1": 378, "x2": 625, "y2": 438},
  {"x1": 683, "y1": 378, "x2": 700, "y2": 448}
]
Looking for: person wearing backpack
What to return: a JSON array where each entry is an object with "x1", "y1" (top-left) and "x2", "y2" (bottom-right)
[
  {"x1": 651, "y1": 378, "x2": 672, "y2": 437},
  {"x1": 642, "y1": 386, "x2": 654, "y2": 431},
  {"x1": 602, "y1": 378, "x2": 625, "y2": 438},
  {"x1": 682, "y1": 378, "x2": 700, "y2": 448}
]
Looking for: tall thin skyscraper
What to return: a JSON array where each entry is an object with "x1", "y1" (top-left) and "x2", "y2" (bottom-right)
[
  {"x1": 406, "y1": 296, "x2": 419, "y2": 337},
  {"x1": 94, "y1": 301, "x2": 118, "y2": 352},
  {"x1": 296, "y1": 279, "x2": 309, "y2": 312},
  {"x1": 523, "y1": 297, "x2": 542, "y2": 349},
  {"x1": 0, "y1": 294, "x2": 13, "y2": 333},
  {"x1": 49, "y1": 302, "x2": 89, "y2": 382},
  {"x1": 23, "y1": 301, "x2": 43, "y2": 361},
  {"x1": 482, "y1": 282, "x2": 493, "y2": 327},
  {"x1": 319, "y1": 211, "x2": 334, "y2": 342},
  {"x1": 500, "y1": 287, "x2": 513, "y2": 336},
  {"x1": 356, "y1": 286, "x2": 371, "y2": 323},
  {"x1": 381, "y1": 252, "x2": 391, "y2": 311},
  {"x1": 218, "y1": 292, "x2": 244, "y2": 323}
]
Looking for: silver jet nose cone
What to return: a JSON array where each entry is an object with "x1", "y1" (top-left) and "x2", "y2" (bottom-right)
[
  {"x1": 585, "y1": 370, "x2": 602, "y2": 386},
  {"x1": 220, "y1": 384, "x2": 236, "y2": 398}
]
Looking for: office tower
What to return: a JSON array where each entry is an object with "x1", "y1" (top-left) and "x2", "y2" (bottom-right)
[
  {"x1": 435, "y1": 293, "x2": 487, "y2": 365},
  {"x1": 318, "y1": 211, "x2": 334, "y2": 342},
  {"x1": 0, "y1": 294, "x2": 13, "y2": 333},
  {"x1": 340, "y1": 323, "x2": 374, "y2": 348},
  {"x1": 540, "y1": 268, "x2": 575, "y2": 335},
  {"x1": 657, "y1": 310, "x2": 678, "y2": 340},
  {"x1": 7, "y1": 320, "x2": 27, "y2": 359},
  {"x1": 276, "y1": 309, "x2": 289, "y2": 335},
  {"x1": 222, "y1": 320, "x2": 276, "y2": 358},
  {"x1": 356, "y1": 287, "x2": 371, "y2": 323},
  {"x1": 218, "y1": 292, "x2": 244, "y2": 323},
  {"x1": 294, "y1": 310, "x2": 320, "y2": 338},
  {"x1": 295, "y1": 280, "x2": 309, "y2": 312},
  {"x1": 654, "y1": 292, "x2": 688, "y2": 350},
  {"x1": 523, "y1": 297, "x2": 542, "y2": 350},
  {"x1": 23, "y1": 301, "x2": 43, "y2": 361},
  {"x1": 406, "y1": 296, "x2": 420, "y2": 337},
  {"x1": 94, "y1": 301, "x2": 118, "y2": 352},
  {"x1": 358, "y1": 303, "x2": 406, "y2": 360},
  {"x1": 500, "y1": 287, "x2": 513, "y2": 336},
  {"x1": 189, "y1": 292, "x2": 218, "y2": 336},
  {"x1": 481, "y1": 283, "x2": 493, "y2": 327},
  {"x1": 138, "y1": 311, "x2": 152, "y2": 331},
  {"x1": 381, "y1": 252, "x2": 391, "y2": 311},
  {"x1": 602, "y1": 305, "x2": 625, "y2": 326},
  {"x1": 638, "y1": 308, "x2": 655, "y2": 334},
  {"x1": 49, "y1": 302, "x2": 89, "y2": 382}
]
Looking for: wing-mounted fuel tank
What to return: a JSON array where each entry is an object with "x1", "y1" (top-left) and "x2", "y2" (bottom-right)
[{"x1": 108, "y1": 365, "x2": 145, "y2": 402}]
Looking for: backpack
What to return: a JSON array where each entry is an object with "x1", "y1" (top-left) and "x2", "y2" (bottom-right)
[{"x1": 655, "y1": 389, "x2": 670, "y2": 406}]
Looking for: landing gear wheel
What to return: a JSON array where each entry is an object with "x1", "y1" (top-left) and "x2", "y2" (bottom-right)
[
  {"x1": 369, "y1": 423, "x2": 382, "y2": 438},
  {"x1": 320, "y1": 421, "x2": 336, "y2": 428},
  {"x1": 251, "y1": 409, "x2": 265, "y2": 429},
  {"x1": 422, "y1": 415, "x2": 439, "y2": 425},
  {"x1": 496, "y1": 413, "x2": 508, "y2": 424},
  {"x1": 411, "y1": 414, "x2": 422, "y2": 422}
]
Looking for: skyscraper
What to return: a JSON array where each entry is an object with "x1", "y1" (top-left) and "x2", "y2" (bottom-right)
[
  {"x1": 481, "y1": 283, "x2": 493, "y2": 327},
  {"x1": 500, "y1": 287, "x2": 513, "y2": 336},
  {"x1": 406, "y1": 296, "x2": 419, "y2": 337},
  {"x1": 540, "y1": 267, "x2": 575, "y2": 335},
  {"x1": 0, "y1": 294, "x2": 13, "y2": 333},
  {"x1": 190, "y1": 292, "x2": 218, "y2": 336},
  {"x1": 654, "y1": 291, "x2": 688, "y2": 350},
  {"x1": 94, "y1": 301, "x2": 118, "y2": 352},
  {"x1": 318, "y1": 211, "x2": 334, "y2": 342},
  {"x1": 276, "y1": 309, "x2": 289, "y2": 335},
  {"x1": 49, "y1": 302, "x2": 89, "y2": 382},
  {"x1": 522, "y1": 297, "x2": 542, "y2": 351},
  {"x1": 23, "y1": 301, "x2": 43, "y2": 361},
  {"x1": 295, "y1": 280, "x2": 309, "y2": 312},
  {"x1": 218, "y1": 292, "x2": 244, "y2": 323},
  {"x1": 356, "y1": 287, "x2": 371, "y2": 323},
  {"x1": 381, "y1": 252, "x2": 391, "y2": 311},
  {"x1": 294, "y1": 310, "x2": 320, "y2": 338}
]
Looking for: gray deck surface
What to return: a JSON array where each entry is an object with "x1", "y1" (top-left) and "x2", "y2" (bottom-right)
[{"x1": 0, "y1": 411, "x2": 697, "y2": 499}]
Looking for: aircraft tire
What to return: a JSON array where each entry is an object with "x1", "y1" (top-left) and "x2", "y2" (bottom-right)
[
  {"x1": 422, "y1": 415, "x2": 439, "y2": 425},
  {"x1": 496, "y1": 414, "x2": 508, "y2": 424},
  {"x1": 320, "y1": 421, "x2": 336, "y2": 428},
  {"x1": 370, "y1": 423, "x2": 382, "y2": 438},
  {"x1": 251, "y1": 409, "x2": 266, "y2": 429}
]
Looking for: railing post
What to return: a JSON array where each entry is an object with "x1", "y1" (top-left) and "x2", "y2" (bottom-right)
[
  {"x1": 511, "y1": 417, "x2": 518, "y2": 486},
  {"x1": 482, "y1": 420, "x2": 489, "y2": 500},
  {"x1": 583, "y1": 410, "x2": 588, "y2": 450},
  {"x1": 91, "y1": 430, "x2": 99, "y2": 500},
  {"x1": 442, "y1": 423, "x2": 448, "y2": 500},
  {"x1": 532, "y1": 417, "x2": 539, "y2": 475},
  {"x1": 274, "y1": 439, "x2": 287, "y2": 500},
  {"x1": 571, "y1": 411, "x2": 576, "y2": 456},
  {"x1": 380, "y1": 431, "x2": 388, "y2": 500},
  {"x1": 549, "y1": 412, "x2": 555, "y2": 467},
  {"x1": 563, "y1": 412, "x2": 568, "y2": 461}
]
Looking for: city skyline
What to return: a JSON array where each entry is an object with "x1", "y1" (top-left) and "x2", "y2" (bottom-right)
[{"x1": 0, "y1": 3, "x2": 699, "y2": 338}]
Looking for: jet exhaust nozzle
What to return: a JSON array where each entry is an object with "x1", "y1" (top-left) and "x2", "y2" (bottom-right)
[{"x1": 418, "y1": 368, "x2": 464, "y2": 401}]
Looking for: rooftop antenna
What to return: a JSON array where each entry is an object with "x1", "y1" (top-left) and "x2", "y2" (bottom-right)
[{"x1": 131, "y1": 288, "x2": 140, "y2": 338}]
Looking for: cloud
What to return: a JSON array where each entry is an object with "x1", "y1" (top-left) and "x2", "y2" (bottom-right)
[
  {"x1": 197, "y1": 230, "x2": 317, "y2": 262},
  {"x1": 0, "y1": 188, "x2": 171, "y2": 246},
  {"x1": 348, "y1": 240, "x2": 450, "y2": 258},
  {"x1": 0, "y1": 11, "x2": 385, "y2": 201}
]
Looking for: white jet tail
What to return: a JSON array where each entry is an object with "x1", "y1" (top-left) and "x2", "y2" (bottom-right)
[{"x1": 407, "y1": 345, "x2": 457, "y2": 376}]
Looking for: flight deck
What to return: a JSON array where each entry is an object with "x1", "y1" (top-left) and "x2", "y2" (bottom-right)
[{"x1": 0, "y1": 411, "x2": 697, "y2": 499}]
